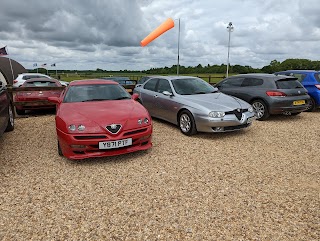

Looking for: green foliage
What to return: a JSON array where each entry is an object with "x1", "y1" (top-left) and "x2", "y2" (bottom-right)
[{"x1": 262, "y1": 58, "x2": 319, "y2": 73}]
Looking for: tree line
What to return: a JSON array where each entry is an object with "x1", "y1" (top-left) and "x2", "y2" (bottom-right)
[{"x1": 29, "y1": 58, "x2": 320, "y2": 75}]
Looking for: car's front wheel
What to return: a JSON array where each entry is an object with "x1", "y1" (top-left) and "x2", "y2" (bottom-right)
[
  {"x1": 252, "y1": 100, "x2": 270, "y2": 120},
  {"x1": 5, "y1": 105, "x2": 14, "y2": 132},
  {"x1": 178, "y1": 110, "x2": 197, "y2": 136},
  {"x1": 16, "y1": 108, "x2": 25, "y2": 115}
]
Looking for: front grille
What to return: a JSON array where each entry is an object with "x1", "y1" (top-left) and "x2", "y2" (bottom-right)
[
  {"x1": 74, "y1": 135, "x2": 107, "y2": 140},
  {"x1": 225, "y1": 109, "x2": 248, "y2": 120},
  {"x1": 123, "y1": 128, "x2": 148, "y2": 136},
  {"x1": 106, "y1": 124, "x2": 122, "y2": 134}
]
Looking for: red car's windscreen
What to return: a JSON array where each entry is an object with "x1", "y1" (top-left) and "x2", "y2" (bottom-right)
[{"x1": 63, "y1": 84, "x2": 131, "y2": 103}]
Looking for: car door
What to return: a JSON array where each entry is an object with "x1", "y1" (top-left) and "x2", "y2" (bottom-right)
[
  {"x1": 0, "y1": 82, "x2": 9, "y2": 135},
  {"x1": 154, "y1": 78, "x2": 177, "y2": 123},
  {"x1": 216, "y1": 77, "x2": 244, "y2": 97},
  {"x1": 139, "y1": 78, "x2": 159, "y2": 116}
]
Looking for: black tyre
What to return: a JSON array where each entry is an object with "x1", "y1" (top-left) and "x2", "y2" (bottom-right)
[
  {"x1": 5, "y1": 105, "x2": 14, "y2": 132},
  {"x1": 58, "y1": 141, "x2": 63, "y2": 156},
  {"x1": 16, "y1": 108, "x2": 25, "y2": 115},
  {"x1": 252, "y1": 100, "x2": 270, "y2": 120},
  {"x1": 178, "y1": 110, "x2": 197, "y2": 136},
  {"x1": 306, "y1": 98, "x2": 316, "y2": 112}
]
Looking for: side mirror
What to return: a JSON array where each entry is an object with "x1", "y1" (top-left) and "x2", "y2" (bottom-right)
[
  {"x1": 131, "y1": 93, "x2": 139, "y2": 100},
  {"x1": 48, "y1": 96, "x2": 61, "y2": 104},
  {"x1": 162, "y1": 91, "x2": 173, "y2": 96}
]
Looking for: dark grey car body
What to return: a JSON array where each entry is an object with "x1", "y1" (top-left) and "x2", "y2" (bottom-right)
[
  {"x1": 133, "y1": 76, "x2": 256, "y2": 135},
  {"x1": 0, "y1": 82, "x2": 14, "y2": 137},
  {"x1": 215, "y1": 74, "x2": 310, "y2": 120}
]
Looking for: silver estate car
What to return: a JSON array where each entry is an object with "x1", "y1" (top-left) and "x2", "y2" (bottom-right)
[{"x1": 133, "y1": 76, "x2": 256, "y2": 135}]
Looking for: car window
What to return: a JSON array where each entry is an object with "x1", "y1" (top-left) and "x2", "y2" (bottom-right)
[
  {"x1": 144, "y1": 78, "x2": 158, "y2": 91},
  {"x1": 276, "y1": 79, "x2": 304, "y2": 89},
  {"x1": 291, "y1": 73, "x2": 307, "y2": 82},
  {"x1": 63, "y1": 84, "x2": 131, "y2": 103},
  {"x1": 219, "y1": 77, "x2": 243, "y2": 88},
  {"x1": 171, "y1": 78, "x2": 216, "y2": 95},
  {"x1": 314, "y1": 73, "x2": 320, "y2": 83},
  {"x1": 157, "y1": 79, "x2": 172, "y2": 93},
  {"x1": 138, "y1": 77, "x2": 150, "y2": 85},
  {"x1": 24, "y1": 81, "x2": 58, "y2": 87},
  {"x1": 241, "y1": 78, "x2": 263, "y2": 87}
]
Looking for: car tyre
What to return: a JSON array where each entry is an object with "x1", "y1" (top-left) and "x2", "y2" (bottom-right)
[
  {"x1": 179, "y1": 110, "x2": 197, "y2": 136},
  {"x1": 252, "y1": 100, "x2": 270, "y2": 120},
  {"x1": 16, "y1": 108, "x2": 25, "y2": 115},
  {"x1": 306, "y1": 98, "x2": 316, "y2": 112},
  {"x1": 5, "y1": 105, "x2": 14, "y2": 132},
  {"x1": 58, "y1": 141, "x2": 63, "y2": 156}
]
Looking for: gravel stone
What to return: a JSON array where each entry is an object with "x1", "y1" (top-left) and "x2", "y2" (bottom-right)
[{"x1": 0, "y1": 112, "x2": 319, "y2": 240}]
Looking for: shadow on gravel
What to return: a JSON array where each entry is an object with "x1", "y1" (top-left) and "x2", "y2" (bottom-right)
[
  {"x1": 61, "y1": 149, "x2": 152, "y2": 166},
  {"x1": 15, "y1": 109, "x2": 56, "y2": 118}
]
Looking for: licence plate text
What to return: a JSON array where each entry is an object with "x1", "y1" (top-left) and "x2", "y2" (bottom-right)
[
  {"x1": 293, "y1": 100, "x2": 305, "y2": 105},
  {"x1": 99, "y1": 138, "x2": 132, "y2": 149}
]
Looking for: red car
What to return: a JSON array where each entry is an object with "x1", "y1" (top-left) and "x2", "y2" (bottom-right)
[
  {"x1": 14, "y1": 78, "x2": 63, "y2": 115},
  {"x1": 48, "y1": 79, "x2": 152, "y2": 160}
]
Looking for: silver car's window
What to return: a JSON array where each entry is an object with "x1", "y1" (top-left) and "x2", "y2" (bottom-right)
[
  {"x1": 144, "y1": 78, "x2": 158, "y2": 91},
  {"x1": 63, "y1": 84, "x2": 131, "y2": 103},
  {"x1": 157, "y1": 79, "x2": 172, "y2": 93},
  {"x1": 171, "y1": 78, "x2": 216, "y2": 95}
]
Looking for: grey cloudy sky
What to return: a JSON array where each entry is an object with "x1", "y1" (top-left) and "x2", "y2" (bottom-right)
[{"x1": 0, "y1": 0, "x2": 319, "y2": 70}]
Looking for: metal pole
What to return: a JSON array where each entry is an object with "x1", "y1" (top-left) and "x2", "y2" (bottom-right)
[
  {"x1": 177, "y1": 18, "x2": 180, "y2": 76},
  {"x1": 226, "y1": 22, "x2": 233, "y2": 78},
  {"x1": 226, "y1": 29, "x2": 231, "y2": 77}
]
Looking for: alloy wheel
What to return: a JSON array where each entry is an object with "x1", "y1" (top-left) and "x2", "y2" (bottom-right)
[
  {"x1": 180, "y1": 114, "x2": 191, "y2": 133},
  {"x1": 252, "y1": 102, "x2": 265, "y2": 119}
]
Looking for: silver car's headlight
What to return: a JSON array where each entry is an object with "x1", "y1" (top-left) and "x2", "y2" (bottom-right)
[
  {"x1": 248, "y1": 106, "x2": 254, "y2": 113},
  {"x1": 209, "y1": 111, "x2": 225, "y2": 118}
]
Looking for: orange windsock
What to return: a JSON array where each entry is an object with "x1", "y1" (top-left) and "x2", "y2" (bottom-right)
[{"x1": 141, "y1": 18, "x2": 175, "y2": 47}]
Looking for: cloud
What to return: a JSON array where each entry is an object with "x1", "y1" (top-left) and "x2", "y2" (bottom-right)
[{"x1": 0, "y1": 0, "x2": 319, "y2": 70}]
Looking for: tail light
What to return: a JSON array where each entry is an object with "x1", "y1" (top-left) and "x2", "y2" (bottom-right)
[
  {"x1": 266, "y1": 91, "x2": 287, "y2": 97},
  {"x1": 315, "y1": 84, "x2": 320, "y2": 90}
]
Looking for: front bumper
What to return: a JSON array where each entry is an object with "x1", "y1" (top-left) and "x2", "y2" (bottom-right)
[
  {"x1": 57, "y1": 125, "x2": 152, "y2": 160},
  {"x1": 194, "y1": 111, "x2": 256, "y2": 133}
]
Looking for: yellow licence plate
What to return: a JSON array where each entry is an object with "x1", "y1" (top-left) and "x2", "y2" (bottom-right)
[{"x1": 293, "y1": 100, "x2": 305, "y2": 105}]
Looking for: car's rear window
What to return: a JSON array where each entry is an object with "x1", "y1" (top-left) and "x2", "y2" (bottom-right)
[
  {"x1": 314, "y1": 73, "x2": 320, "y2": 83},
  {"x1": 24, "y1": 81, "x2": 58, "y2": 87},
  {"x1": 276, "y1": 79, "x2": 304, "y2": 89}
]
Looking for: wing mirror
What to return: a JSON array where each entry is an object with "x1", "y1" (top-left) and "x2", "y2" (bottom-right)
[
  {"x1": 131, "y1": 93, "x2": 139, "y2": 100},
  {"x1": 162, "y1": 91, "x2": 173, "y2": 96}
]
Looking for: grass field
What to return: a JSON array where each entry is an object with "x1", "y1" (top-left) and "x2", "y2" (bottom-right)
[{"x1": 55, "y1": 73, "x2": 228, "y2": 83}]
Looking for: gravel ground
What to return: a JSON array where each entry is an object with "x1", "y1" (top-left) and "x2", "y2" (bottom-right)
[{"x1": 0, "y1": 111, "x2": 319, "y2": 240}]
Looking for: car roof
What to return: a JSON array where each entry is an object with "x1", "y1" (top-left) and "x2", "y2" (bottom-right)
[
  {"x1": 228, "y1": 73, "x2": 298, "y2": 80},
  {"x1": 146, "y1": 75, "x2": 200, "y2": 80},
  {"x1": 69, "y1": 79, "x2": 119, "y2": 86},
  {"x1": 19, "y1": 73, "x2": 49, "y2": 76},
  {"x1": 276, "y1": 70, "x2": 320, "y2": 74}
]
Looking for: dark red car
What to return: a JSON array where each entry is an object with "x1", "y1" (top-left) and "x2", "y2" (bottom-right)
[
  {"x1": 14, "y1": 78, "x2": 63, "y2": 115},
  {"x1": 48, "y1": 79, "x2": 152, "y2": 160}
]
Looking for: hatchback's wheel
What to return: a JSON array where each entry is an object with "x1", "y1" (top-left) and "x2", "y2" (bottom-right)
[
  {"x1": 5, "y1": 105, "x2": 14, "y2": 132},
  {"x1": 252, "y1": 100, "x2": 270, "y2": 120},
  {"x1": 16, "y1": 108, "x2": 25, "y2": 115},
  {"x1": 179, "y1": 110, "x2": 197, "y2": 136},
  {"x1": 58, "y1": 141, "x2": 63, "y2": 156},
  {"x1": 306, "y1": 98, "x2": 316, "y2": 112}
]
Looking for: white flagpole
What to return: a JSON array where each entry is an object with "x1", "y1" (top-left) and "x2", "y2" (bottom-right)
[{"x1": 5, "y1": 46, "x2": 15, "y2": 82}]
